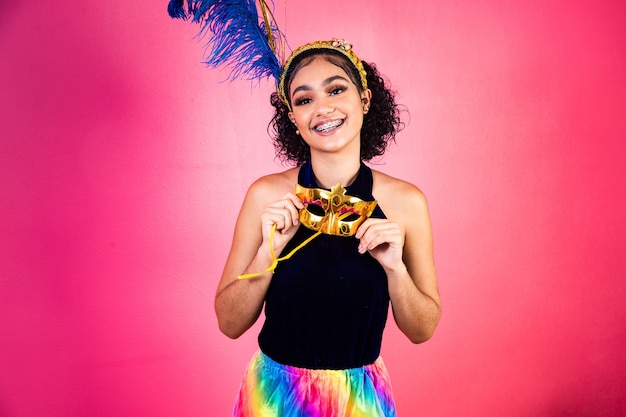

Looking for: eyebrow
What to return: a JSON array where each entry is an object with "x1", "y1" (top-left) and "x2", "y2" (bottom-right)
[{"x1": 291, "y1": 75, "x2": 350, "y2": 98}]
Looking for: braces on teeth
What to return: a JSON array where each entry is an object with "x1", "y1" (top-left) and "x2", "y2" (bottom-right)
[{"x1": 316, "y1": 120, "x2": 343, "y2": 132}]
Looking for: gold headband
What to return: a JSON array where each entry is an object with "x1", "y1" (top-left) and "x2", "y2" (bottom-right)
[{"x1": 278, "y1": 39, "x2": 368, "y2": 109}]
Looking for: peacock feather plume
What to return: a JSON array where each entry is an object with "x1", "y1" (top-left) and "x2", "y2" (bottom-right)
[{"x1": 168, "y1": 0, "x2": 285, "y2": 83}]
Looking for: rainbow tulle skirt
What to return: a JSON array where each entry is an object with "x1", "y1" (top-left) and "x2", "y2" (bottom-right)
[{"x1": 233, "y1": 351, "x2": 396, "y2": 417}]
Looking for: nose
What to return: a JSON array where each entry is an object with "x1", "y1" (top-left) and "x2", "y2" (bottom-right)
[{"x1": 315, "y1": 96, "x2": 335, "y2": 116}]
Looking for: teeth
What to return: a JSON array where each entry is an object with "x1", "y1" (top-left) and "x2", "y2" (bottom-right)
[{"x1": 315, "y1": 120, "x2": 343, "y2": 132}]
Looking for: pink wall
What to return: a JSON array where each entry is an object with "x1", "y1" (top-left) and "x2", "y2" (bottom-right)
[{"x1": 1, "y1": 1, "x2": 625, "y2": 416}]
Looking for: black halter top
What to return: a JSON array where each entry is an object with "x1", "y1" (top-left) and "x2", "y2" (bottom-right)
[{"x1": 258, "y1": 162, "x2": 390, "y2": 369}]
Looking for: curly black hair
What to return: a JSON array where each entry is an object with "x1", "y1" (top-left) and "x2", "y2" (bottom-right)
[{"x1": 268, "y1": 50, "x2": 404, "y2": 166}]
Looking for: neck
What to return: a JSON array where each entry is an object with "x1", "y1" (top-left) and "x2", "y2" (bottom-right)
[{"x1": 309, "y1": 155, "x2": 361, "y2": 189}]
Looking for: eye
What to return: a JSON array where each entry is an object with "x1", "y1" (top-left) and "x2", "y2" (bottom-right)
[
  {"x1": 329, "y1": 85, "x2": 346, "y2": 96},
  {"x1": 293, "y1": 96, "x2": 311, "y2": 106}
]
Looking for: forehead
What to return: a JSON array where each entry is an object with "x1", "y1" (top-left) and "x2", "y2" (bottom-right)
[{"x1": 289, "y1": 57, "x2": 353, "y2": 89}]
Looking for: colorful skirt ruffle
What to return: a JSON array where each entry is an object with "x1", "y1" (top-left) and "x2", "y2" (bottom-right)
[{"x1": 233, "y1": 351, "x2": 396, "y2": 417}]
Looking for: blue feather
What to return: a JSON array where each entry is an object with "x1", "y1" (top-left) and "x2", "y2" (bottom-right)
[
  {"x1": 168, "y1": 0, "x2": 189, "y2": 19},
  {"x1": 171, "y1": 0, "x2": 284, "y2": 83}
]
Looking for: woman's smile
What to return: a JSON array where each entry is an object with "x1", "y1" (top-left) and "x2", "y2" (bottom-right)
[{"x1": 314, "y1": 118, "x2": 344, "y2": 134}]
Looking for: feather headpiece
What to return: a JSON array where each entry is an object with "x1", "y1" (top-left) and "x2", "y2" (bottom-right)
[
  {"x1": 168, "y1": 0, "x2": 368, "y2": 109},
  {"x1": 168, "y1": 0, "x2": 285, "y2": 82}
]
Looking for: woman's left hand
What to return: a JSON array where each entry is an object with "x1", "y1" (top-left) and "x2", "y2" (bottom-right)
[{"x1": 355, "y1": 218, "x2": 405, "y2": 271}]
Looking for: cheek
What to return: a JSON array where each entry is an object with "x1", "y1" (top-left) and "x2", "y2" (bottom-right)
[{"x1": 292, "y1": 110, "x2": 311, "y2": 127}]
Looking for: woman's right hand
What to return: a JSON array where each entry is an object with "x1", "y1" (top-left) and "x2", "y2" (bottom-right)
[{"x1": 260, "y1": 192, "x2": 304, "y2": 256}]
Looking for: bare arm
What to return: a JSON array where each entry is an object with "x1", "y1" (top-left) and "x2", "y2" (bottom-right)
[
  {"x1": 214, "y1": 174, "x2": 302, "y2": 339},
  {"x1": 357, "y1": 177, "x2": 441, "y2": 343}
]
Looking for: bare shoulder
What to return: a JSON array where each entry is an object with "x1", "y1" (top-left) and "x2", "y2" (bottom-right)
[
  {"x1": 371, "y1": 170, "x2": 429, "y2": 223},
  {"x1": 233, "y1": 167, "x2": 300, "y2": 236},
  {"x1": 245, "y1": 167, "x2": 300, "y2": 205},
  {"x1": 372, "y1": 170, "x2": 428, "y2": 204}
]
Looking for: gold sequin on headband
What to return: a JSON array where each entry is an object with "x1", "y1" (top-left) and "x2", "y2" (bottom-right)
[{"x1": 278, "y1": 39, "x2": 369, "y2": 109}]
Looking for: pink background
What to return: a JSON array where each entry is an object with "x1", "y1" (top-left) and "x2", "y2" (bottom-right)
[{"x1": 1, "y1": 1, "x2": 625, "y2": 416}]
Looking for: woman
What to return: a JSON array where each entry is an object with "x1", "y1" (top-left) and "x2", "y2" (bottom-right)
[{"x1": 215, "y1": 40, "x2": 441, "y2": 416}]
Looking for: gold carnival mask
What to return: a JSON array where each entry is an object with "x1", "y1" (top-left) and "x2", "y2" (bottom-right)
[
  {"x1": 296, "y1": 183, "x2": 378, "y2": 237},
  {"x1": 238, "y1": 182, "x2": 377, "y2": 279}
]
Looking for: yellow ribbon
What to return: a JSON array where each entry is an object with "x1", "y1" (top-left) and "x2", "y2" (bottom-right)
[
  {"x1": 237, "y1": 224, "x2": 322, "y2": 280},
  {"x1": 237, "y1": 210, "x2": 363, "y2": 280}
]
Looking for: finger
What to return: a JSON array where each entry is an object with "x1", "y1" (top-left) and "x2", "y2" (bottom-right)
[
  {"x1": 355, "y1": 218, "x2": 388, "y2": 239},
  {"x1": 284, "y1": 192, "x2": 305, "y2": 210},
  {"x1": 263, "y1": 212, "x2": 285, "y2": 233},
  {"x1": 358, "y1": 224, "x2": 401, "y2": 252},
  {"x1": 364, "y1": 233, "x2": 393, "y2": 251},
  {"x1": 264, "y1": 207, "x2": 298, "y2": 234},
  {"x1": 268, "y1": 194, "x2": 303, "y2": 226},
  {"x1": 358, "y1": 232, "x2": 388, "y2": 253},
  {"x1": 354, "y1": 218, "x2": 377, "y2": 239},
  {"x1": 282, "y1": 193, "x2": 304, "y2": 225}
]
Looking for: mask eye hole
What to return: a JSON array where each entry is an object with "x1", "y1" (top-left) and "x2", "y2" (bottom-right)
[
  {"x1": 305, "y1": 202, "x2": 325, "y2": 216},
  {"x1": 341, "y1": 213, "x2": 361, "y2": 222}
]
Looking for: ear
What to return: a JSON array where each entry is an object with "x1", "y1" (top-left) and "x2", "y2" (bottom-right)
[
  {"x1": 288, "y1": 112, "x2": 296, "y2": 124},
  {"x1": 361, "y1": 89, "x2": 372, "y2": 113}
]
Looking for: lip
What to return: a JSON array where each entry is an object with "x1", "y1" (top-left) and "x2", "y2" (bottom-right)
[{"x1": 313, "y1": 118, "x2": 345, "y2": 134}]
